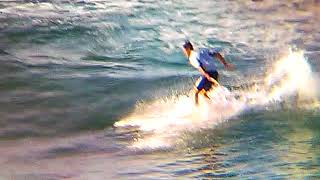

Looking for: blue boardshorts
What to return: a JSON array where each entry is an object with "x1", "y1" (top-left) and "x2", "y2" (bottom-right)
[{"x1": 195, "y1": 71, "x2": 219, "y2": 91}]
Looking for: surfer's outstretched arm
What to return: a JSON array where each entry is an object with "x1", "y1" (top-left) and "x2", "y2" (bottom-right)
[{"x1": 215, "y1": 53, "x2": 234, "y2": 70}]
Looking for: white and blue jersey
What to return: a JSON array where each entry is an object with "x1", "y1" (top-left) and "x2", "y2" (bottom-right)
[
  {"x1": 189, "y1": 48, "x2": 220, "y2": 72},
  {"x1": 189, "y1": 48, "x2": 221, "y2": 91}
]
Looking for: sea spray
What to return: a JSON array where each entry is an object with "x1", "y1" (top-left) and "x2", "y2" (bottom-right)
[{"x1": 266, "y1": 50, "x2": 318, "y2": 102}]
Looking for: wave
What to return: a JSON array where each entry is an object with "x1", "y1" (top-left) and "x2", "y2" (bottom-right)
[{"x1": 114, "y1": 49, "x2": 319, "y2": 150}]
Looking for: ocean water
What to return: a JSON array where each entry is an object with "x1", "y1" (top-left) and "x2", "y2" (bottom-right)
[{"x1": 0, "y1": 0, "x2": 320, "y2": 179}]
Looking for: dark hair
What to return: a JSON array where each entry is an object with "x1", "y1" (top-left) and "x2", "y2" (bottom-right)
[{"x1": 183, "y1": 41, "x2": 194, "y2": 50}]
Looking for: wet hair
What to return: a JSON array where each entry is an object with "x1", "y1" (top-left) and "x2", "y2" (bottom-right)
[{"x1": 183, "y1": 40, "x2": 194, "y2": 50}]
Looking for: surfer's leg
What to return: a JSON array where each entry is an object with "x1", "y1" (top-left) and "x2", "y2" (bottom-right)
[
  {"x1": 194, "y1": 74, "x2": 218, "y2": 105},
  {"x1": 194, "y1": 89, "x2": 200, "y2": 105},
  {"x1": 203, "y1": 91, "x2": 210, "y2": 99},
  {"x1": 194, "y1": 76, "x2": 205, "y2": 105}
]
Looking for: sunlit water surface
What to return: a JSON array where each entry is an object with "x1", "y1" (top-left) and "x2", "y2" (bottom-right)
[{"x1": 0, "y1": 0, "x2": 320, "y2": 179}]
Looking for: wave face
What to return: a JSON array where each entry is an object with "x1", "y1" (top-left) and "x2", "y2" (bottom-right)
[{"x1": 0, "y1": 0, "x2": 320, "y2": 179}]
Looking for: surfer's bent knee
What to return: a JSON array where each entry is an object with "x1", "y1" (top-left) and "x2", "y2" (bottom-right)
[{"x1": 194, "y1": 86, "x2": 200, "y2": 94}]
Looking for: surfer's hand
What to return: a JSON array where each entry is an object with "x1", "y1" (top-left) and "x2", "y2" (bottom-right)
[
  {"x1": 209, "y1": 77, "x2": 219, "y2": 86},
  {"x1": 204, "y1": 73, "x2": 219, "y2": 85},
  {"x1": 225, "y1": 63, "x2": 234, "y2": 71},
  {"x1": 204, "y1": 73, "x2": 211, "y2": 80}
]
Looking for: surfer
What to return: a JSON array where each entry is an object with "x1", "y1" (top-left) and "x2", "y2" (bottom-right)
[{"x1": 182, "y1": 40, "x2": 234, "y2": 105}]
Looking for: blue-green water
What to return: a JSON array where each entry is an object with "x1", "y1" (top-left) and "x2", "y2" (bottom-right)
[{"x1": 0, "y1": 0, "x2": 320, "y2": 179}]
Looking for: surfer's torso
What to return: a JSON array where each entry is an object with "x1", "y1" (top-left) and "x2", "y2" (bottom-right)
[{"x1": 189, "y1": 48, "x2": 219, "y2": 72}]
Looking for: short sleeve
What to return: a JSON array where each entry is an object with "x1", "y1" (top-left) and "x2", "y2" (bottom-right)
[{"x1": 189, "y1": 51, "x2": 200, "y2": 69}]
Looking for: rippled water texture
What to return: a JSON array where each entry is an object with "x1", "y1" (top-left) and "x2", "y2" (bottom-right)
[{"x1": 0, "y1": 0, "x2": 320, "y2": 179}]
